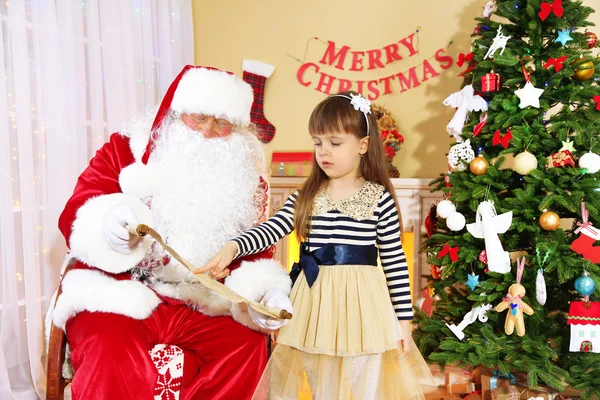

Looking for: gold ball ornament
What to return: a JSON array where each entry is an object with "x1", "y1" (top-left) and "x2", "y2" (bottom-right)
[
  {"x1": 572, "y1": 58, "x2": 595, "y2": 82},
  {"x1": 469, "y1": 155, "x2": 489, "y2": 175},
  {"x1": 539, "y1": 209, "x2": 560, "y2": 231},
  {"x1": 513, "y1": 151, "x2": 537, "y2": 175}
]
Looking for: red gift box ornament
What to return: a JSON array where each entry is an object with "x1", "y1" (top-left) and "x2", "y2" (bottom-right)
[
  {"x1": 552, "y1": 150, "x2": 575, "y2": 167},
  {"x1": 481, "y1": 71, "x2": 502, "y2": 92}
]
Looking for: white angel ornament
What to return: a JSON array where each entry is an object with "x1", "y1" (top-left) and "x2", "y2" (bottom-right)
[
  {"x1": 443, "y1": 84, "x2": 488, "y2": 142},
  {"x1": 466, "y1": 201, "x2": 513, "y2": 274}
]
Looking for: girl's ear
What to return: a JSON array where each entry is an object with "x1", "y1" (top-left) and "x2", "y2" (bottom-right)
[{"x1": 359, "y1": 136, "x2": 370, "y2": 155}]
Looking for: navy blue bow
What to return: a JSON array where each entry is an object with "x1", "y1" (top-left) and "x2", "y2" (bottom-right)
[{"x1": 289, "y1": 243, "x2": 378, "y2": 288}]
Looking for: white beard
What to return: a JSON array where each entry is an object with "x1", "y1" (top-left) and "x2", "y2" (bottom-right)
[{"x1": 147, "y1": 121, "x2": 266, "y2": 270}]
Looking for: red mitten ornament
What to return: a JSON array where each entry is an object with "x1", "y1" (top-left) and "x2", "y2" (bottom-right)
[
  {"x1": 571, "y1": 202, "x2": 600, "y2": 263},
  {"x1": 242, "y1": 59, "x2": 276, "y2": 143}
]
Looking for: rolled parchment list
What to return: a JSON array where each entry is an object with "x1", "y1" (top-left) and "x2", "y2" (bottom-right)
[{"x1": 126, "y1": 223, "x2": 293, "y2": 321}]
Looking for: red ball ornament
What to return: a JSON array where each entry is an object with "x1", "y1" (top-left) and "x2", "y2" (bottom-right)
[
  {"x1": 481, "y1": 71, "x2": 502, "y2": 92},
  {"x1": 586, "y1": 31, "x2": 598, "y2": 49},
  {"x1": 430, "y1": 265, "x2": 442, "y2": 280},
  {"x1": 478, "y1": 250, "x2": 488, "y2": 264}
]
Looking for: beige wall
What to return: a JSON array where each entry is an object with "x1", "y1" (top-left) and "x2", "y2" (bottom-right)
[{"x1": 192, "y1": 0, "x2": 600, "y2": 178}]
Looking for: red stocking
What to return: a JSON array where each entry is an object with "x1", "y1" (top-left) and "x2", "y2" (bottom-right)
[
  {"x1": 243, "y1": 59, "x2": 276, "y2": 143},
  {"x1": 571, "y1": 225, "x2": 600, "y2": 263}
]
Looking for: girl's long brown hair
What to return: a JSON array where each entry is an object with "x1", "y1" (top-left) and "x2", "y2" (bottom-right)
[{"x1": 294, "y1": 91, "x2": 404, "y2": 240}]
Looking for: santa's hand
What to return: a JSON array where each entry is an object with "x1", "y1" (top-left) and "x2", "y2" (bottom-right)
[
  {"x1": 249, "y1": 288, "x2": 293, "y2": 330},
  {"x1": 193, "y1": 241, "x2": 238, "y2": 277},
  {"x1": 103, "y1": 205, "x2": 142, "y2": 254}
]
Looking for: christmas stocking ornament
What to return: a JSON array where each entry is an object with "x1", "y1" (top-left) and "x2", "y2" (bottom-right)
[
  {"x1": 571, "y1": 202, "x2": 600, "y2": 263},
  {"x1": 242, "y1": 59, "x2": 276, "y2": 143}
]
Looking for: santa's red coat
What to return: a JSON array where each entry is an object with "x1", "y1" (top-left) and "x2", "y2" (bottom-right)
[{"x1": 50, "y1": 131, "x2": 291, "y2": 399}]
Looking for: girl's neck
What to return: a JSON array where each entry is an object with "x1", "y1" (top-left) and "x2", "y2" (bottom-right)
[{"x1": 326, "y1": 175, "x2": 366, "y2": 202}]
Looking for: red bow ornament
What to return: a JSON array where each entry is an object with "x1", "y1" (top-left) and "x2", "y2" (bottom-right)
[
  {"x1": 437, "y1": 244, "x2": 460, "y2": 262},
  {"x1": 538, "y1": 0, "x2": 564, "y2": 21},
  {"x1": 594, "y1": 95, "x2": 600, "y2": 111},
  {"x1": 574, "y1": 202, "x2": 595, "y2": 235},
  {"x1": 492, "y1": 129, "x2": 512, "y2": 149},
  {"x1": 457, "y1": 52, "x2": 476, "y2": 76},
  {"x1": 457, "y1": 52, "x2": 474, "y2": 67},
  {"x1": 543, "y1": 55, "x2": 567, "y2": 72}
]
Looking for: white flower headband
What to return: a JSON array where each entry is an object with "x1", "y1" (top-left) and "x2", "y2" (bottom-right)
[{"x1": 331, "y1": 93, "x2": 372, "y2": 136}]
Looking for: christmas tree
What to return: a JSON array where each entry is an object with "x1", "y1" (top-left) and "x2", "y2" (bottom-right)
[{"x1": 413, "y1": 1, "x2": 600, "y2": 398}]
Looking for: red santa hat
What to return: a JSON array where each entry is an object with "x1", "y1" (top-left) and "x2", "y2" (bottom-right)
[
  {"x1": 120, "y1": 66, "x2": 253, "y2": 198},
  {"x1": 141, "y1": 65, "x2": 253, "y2": 164}
]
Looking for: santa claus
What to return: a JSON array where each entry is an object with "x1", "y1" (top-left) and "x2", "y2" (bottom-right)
[{"x1": 49, "y1": 65, "x2": 293, "y2": 399}]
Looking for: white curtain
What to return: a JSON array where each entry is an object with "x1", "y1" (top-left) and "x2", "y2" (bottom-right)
[{"x1": 0, "y1": 1, "x2": 194, "y2": 398}]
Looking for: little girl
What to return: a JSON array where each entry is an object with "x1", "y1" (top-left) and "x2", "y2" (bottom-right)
[{"x1": 197, "y1": 91, "x2": 436, "y2": 399}]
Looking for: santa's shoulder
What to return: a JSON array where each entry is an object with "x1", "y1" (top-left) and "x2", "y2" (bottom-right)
[{"x1": 93, "y1": 132, "x2": 134, "y2": 161}]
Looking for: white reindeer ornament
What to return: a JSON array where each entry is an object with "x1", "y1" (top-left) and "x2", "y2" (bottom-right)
[
  {"x1": 446, "y1": 303, "x2": 493, "y2": 340},
  {"x1": 443, "y1": 84, "x2": 488, "y2": 142},
  {"x1": 484, "y1": 25, "x2": 511, "y2": 60},
  {"x1": 467, "y1": 201, "x2": 513, "y2": 274}
]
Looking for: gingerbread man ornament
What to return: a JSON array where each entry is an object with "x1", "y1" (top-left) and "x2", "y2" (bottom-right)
[{"x1": 495, "y1": 257, "x2": 534, "y2": 336}]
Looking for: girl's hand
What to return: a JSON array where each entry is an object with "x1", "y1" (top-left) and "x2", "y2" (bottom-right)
[
  {"x1": 192, "y1": 241, "x2": 239, "y2": 278},
  {"x1": 398, "y1": 320, "x2": 412, "y2": 354},
  {"x1": 398, "y1": 338, "x2": 411, "y2": 354}
]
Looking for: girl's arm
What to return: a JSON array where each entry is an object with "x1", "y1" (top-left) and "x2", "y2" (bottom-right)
[
  {"x1": 233, "y1": 191, "x2": 297, "y2": 257},
  {"x1": 376, "y1": 192, "x2": 413, "y2": 321},
  {"x1": 194, "y1": 192, "x2": 297, "y2": 276}
]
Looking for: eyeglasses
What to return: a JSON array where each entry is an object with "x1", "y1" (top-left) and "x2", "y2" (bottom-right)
[{"x1": 186, "y1": 114, "x2": 233, "y2": 130}]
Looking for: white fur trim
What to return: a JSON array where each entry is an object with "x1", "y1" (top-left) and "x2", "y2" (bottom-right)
[
  {"x1": 52, "y1": 269, "x2": 161, "y2": 329},
  {"x1": 128, "y1": 129, "x2": 152, "y2": 162},
  {"x1": 119, "y1": 162, "x2": 156, "y2": 198},
  {"x1": 44, "y1": 255, "x2": 75, "y2": 349},
  {"x1": 69, "y1": 193, "x2": 153, "y2": 274},
  {"x1": 151, "y1": 262, "x2": 232, "y2": 317},
  {"x1": 171, "y1": 68, "x2": 253, "y2": 126},
  {"x1": 579, "y1": 224, "x2": 600, "y2": 239},
  {"x1": 225, "y1": 258, "x2": 292, "y2": 301},
  {"x1": 242, "y1": 59, "x2": 276, "y2": 78}
]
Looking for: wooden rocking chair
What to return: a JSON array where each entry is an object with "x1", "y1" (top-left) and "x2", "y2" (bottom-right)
[{"x1": 46, "y1": 260, "x2": 74, "y2": 400}]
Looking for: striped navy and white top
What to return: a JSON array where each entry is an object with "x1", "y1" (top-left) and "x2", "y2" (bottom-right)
[{"x1": 233, "y1": 181, "x2": 413, "y2": 320}]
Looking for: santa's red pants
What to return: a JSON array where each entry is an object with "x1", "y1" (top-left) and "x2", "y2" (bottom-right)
[{"x1": 66, "y1": 300, "x2": 267, "y2": 399}]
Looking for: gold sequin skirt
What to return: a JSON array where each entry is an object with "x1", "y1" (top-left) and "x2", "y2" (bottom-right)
[{"x1": 251, "y1": 265, "x2": 437, "y2": 400}]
